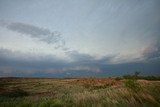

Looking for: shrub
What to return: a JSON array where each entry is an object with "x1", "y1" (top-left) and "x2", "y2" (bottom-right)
[
  {"x1": 142, "y1": 76, "x2": 160, "y2": 81},
  {"x1": 16, "y1": 102, "x2": 31, "y2": 107},
  {"x1": 123, "y1": 75, "x2": 133, "y2": 79},
  {"x1": 125, "y1": 79, "x2": 141, "y2": 92},
  {"x1": 39, "y1": 99, "x2": 63, "y2": 107},
  {"x1": 115, "y1": 77, "x2": 122, "y2": 81},
  {"x1": 0, "y1": 80, "x2": 7, "y2": 87},
  {"x1": 6, "y1": 89, "x2": 29, "y2": 97}
]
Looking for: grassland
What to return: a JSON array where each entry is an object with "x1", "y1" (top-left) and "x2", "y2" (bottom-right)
[{"x1": 0, "y1": 77, "x2": 160, "y2": 107}]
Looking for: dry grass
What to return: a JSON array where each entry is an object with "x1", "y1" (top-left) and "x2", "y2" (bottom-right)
[{"x1": 0, "y1": 77, "x2": 160, "y2": 107}]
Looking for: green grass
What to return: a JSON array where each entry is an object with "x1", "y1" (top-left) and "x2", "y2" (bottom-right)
[
  {"x1": 0, "y1": 78, "x2": 160, "y2": 107},
  {"x1": 124, "y1": 79, "x2": 142, "y2": 92},
  {"x1": 2, "y1": 88, "x2": 29, "y2": 98}
]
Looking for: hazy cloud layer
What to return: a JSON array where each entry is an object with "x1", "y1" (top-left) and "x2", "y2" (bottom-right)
[
  {"x1": 62, "y1": 66, "x2": 101, "y2": 73},
  {"x1": 0, "y1": 21, "x2": 65, "y2": 49},
  {"x1": 142, "y1": 43, "x2": 160, "y2": 61}
]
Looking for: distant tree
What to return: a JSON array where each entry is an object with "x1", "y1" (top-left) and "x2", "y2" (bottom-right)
[
  {"x1": 134, "y1": 71, "x2": 140, "y2": 79},
  {"x1": 134, "y1": 71, "x2": 140, "y2": 76}
]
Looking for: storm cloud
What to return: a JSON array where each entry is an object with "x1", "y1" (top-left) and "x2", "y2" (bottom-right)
[
  {"x1": 0, "y1": 0, "x2": 160, "y2": 77},
  {"x1": 0, "y1": 21, "x2": 65, "y2": 49}
]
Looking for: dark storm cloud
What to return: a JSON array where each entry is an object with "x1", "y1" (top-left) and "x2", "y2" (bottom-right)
[
  {"x1": 0, "y1": 48, "x2": 65, "y2": 76},
  {"x1": 97, "y1": 60, "x2": 160, "y2": 77},
  {"x1": 66, "y1": 50, "x2": 94, "y2": 62},
  {"x1": 0, "y1": 48, "x2": 102, "y2": 76},
  {"x1": 0, "y1": 47, "x2": 118, "y2": 76},
  {"x1": 66, "y1": 50, "x2": 118, "y2": 66},
  {"x1": 0, "y1": 47, "x2": 160, "y2": 77},
  {"x1": 64, "y1": 50, "x2": 160, "y2": 76},
  {"x1": 67, "y1": 50, "x2": 114, "y2": 62}
]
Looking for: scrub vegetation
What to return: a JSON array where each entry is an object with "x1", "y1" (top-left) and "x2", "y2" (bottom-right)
[{"x1": 0, "y1": 75, "x2": 160, "y2": 107}]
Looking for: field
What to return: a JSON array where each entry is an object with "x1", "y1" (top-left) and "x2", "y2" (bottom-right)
[{"x1": 0, "y1": 77, "x2": 160, "y2": 107}]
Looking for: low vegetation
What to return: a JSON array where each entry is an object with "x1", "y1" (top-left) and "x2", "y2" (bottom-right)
[
  {"x1": 122, "y1": 72, "x2": 160, "y2": 81},
  {"x1": 0, "y1": 76, "x2": 160, "y2": 107}
]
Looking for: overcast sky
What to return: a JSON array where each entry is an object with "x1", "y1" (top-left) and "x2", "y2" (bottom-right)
[{"x1": 0, "y1": 0, "x2": 160, "y2": 77}]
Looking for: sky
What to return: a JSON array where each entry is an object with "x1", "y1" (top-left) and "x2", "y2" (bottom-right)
[{"x1": 0, "y1": 0, "x2": 160, "y2": 77}]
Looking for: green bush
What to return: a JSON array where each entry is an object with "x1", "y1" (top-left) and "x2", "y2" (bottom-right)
[
  {"x1": 123, "y1": 75, "x2": 133, "y2": 79},
  {"x1": 16, "y1": 102, "x2": 31, "y2": 107},
  {"x1": 6, "y1": 89, "x2": 29, "y2": 98},
  {"x1": 140, "y1": 76, "x2": 160, "y2": 81},
  {"x1": 0, "y1": 80, "x2": 7, "y2": 88},
  {"x1": 39, "y1": 99, "x2": 63, "y2": 107},
  {"x1": 125, "y1": 79, "x2": 141, "y2": 92},
  {"x1": 115, "y1": 77, "x2": 122, "y2": 81}
]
